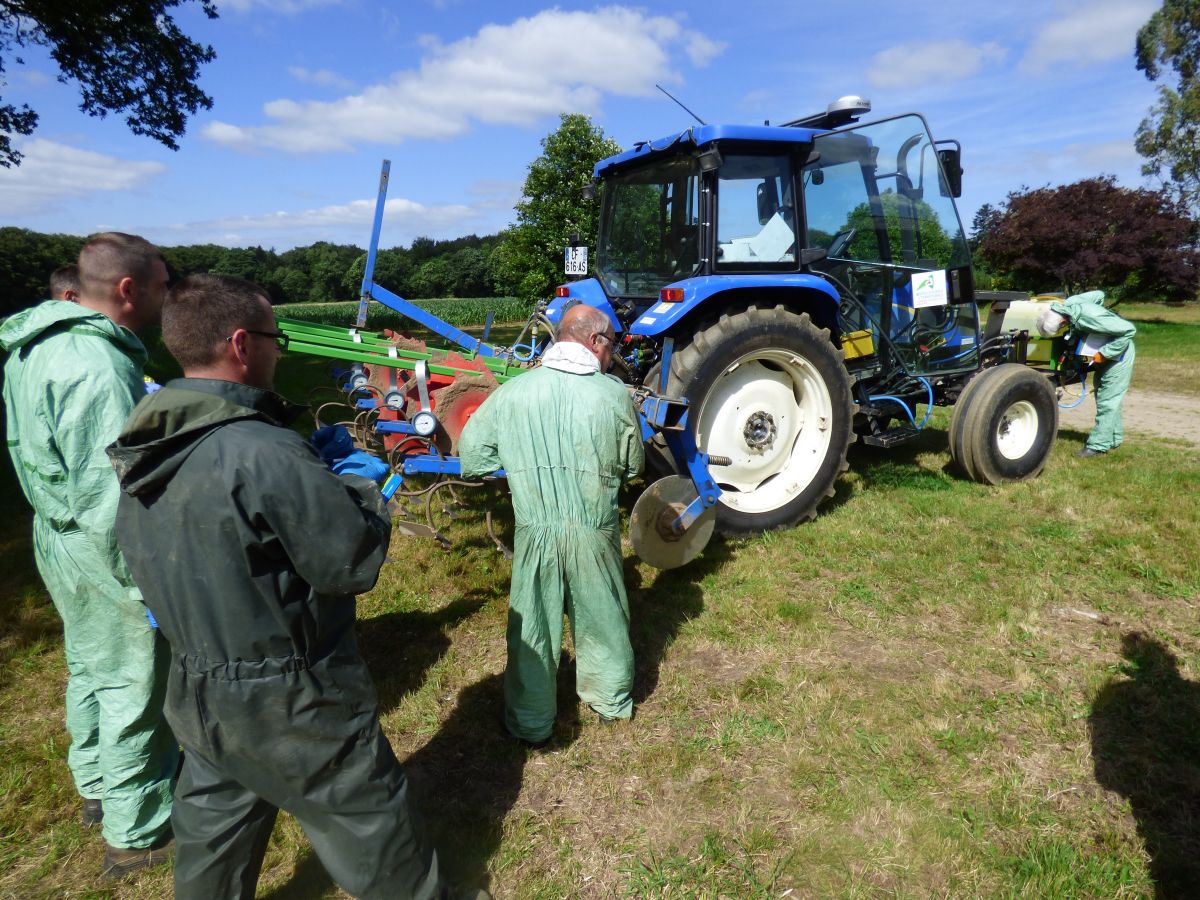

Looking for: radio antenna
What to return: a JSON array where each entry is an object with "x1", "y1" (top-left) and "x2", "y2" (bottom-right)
[{"x1": 655, "y1": 84, "x2": 706, "y2": 126}]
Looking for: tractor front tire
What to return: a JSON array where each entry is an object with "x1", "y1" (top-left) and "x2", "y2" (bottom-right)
[
  {"x1": 953, "y1": 364, "x2": 1058, "y2": 485},
  {"x1": 661, "y1": 305, "x2": 854, "y2": 534}
]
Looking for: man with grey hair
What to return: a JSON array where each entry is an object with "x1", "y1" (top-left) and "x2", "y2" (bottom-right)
[
  {"x1": 0, "y1": 232, "x2": 177, "y2": 877},
  {"x1": 459, "y1": 302, "x2": 644, "y2": 747},
  {"x1": 1036, "y1": 290, "x2": 1136, "y2": 457}
]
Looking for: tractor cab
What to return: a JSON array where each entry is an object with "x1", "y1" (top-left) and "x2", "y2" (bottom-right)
[{"x1": 577, "y1": 108, "x2": 978, "y2": 380}]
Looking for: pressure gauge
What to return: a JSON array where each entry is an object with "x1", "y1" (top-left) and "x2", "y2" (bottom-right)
[{"x1": 411, "y1": 410, "x2": 438, "y2": 437}]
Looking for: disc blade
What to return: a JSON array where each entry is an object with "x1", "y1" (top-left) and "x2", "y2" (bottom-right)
[{"x1": 630, "y1": 475, "x2": 716, "y2": 570}]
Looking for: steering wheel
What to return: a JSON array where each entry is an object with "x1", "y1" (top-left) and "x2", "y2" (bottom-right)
[{"x1": 826, "y1": 227, "x2": 858, "y2": 259}]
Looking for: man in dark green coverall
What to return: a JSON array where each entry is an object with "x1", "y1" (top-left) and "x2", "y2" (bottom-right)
[
  {"x1": 459, "y1": 303, "x2": 645, "y2": 746},
  {"x1": 108, "y1": 274, "x2": 474, "y2": 900},
  {"x1": 1, "y1": 233, "x2": 178, "y2": 878}
]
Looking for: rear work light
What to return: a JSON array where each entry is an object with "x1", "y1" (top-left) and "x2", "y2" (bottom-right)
[{"x1": 660, "y1": 288, "x2": 685, "y2": 302}]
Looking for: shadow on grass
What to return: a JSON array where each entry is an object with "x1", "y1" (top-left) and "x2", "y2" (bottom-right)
[
  {"x1": 629, "y1": 538, "x2": 730, "y2": 704},
  {"x1": 404, "y1": 673, "x2": 529, "y2": 894},
  {"x1": 357, "y1": 597, "x2": 487, "y2": 714},
  {"x1": 1090, "y1": 632, "x2": 1200, "y2": 898}
]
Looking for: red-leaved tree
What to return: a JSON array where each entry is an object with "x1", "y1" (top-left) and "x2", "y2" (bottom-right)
[{"x1": 978, "y1": 176, "x2": 1199, "y2": 300}]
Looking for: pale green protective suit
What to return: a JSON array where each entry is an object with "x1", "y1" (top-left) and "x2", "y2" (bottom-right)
[
  {"x1": 1052, "y1": 291, "x2": 1137, "y2": 453},
  {"x1": 1, "y1": 301, "x2": 177, "y2": 848},
  {"x1": 459, "y1": 364, "x2": 645, "y2": 742}
]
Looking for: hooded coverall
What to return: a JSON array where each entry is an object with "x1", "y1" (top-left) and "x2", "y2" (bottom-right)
[
  {"x1": 0, "y1": 300, "x2": 177, "y2": 849},
  {"x1": 458, "y1": 354, "x2": 644, "y2": 743},
  {"x1": 1051, "y1": 291, "x2": 1137, "y2": 453},
  {"x1": 108, "y1": 378, "x2": 441, "y2": 900}
]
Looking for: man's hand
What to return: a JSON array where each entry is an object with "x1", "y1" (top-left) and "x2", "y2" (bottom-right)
[
  {"x1": 1092, "y1": 352, "x2": 1106, "y2": 364},
  {"x1": 310, "y1": 424, "x2": 355, "y2": 465},
  {"x1": 331, "y1": 450, "x2": 391, "y2": 483}
]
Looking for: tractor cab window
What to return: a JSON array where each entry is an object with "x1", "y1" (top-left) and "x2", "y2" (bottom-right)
[
  {"x1": 804, "y1": 114, "x2": 977, "y2": 376},
  {"x1": 596, "y1": 156, "x2": 701, "y2": 299},
  {"x1": 714, "y1": 154, "x2": 797, "y2": 268}
]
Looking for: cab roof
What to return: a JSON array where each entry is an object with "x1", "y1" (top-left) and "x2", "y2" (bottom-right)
[{"x1": 594, "y1": 123, "x2": 825, "y2": 177}]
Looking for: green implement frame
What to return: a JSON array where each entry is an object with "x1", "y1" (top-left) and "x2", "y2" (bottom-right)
[{"x1": 278, "y1": 317, "x2": 527, "y2": 384}]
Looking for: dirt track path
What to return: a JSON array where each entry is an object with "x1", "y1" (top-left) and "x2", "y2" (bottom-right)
[{"x1": 1057, "y1": 387, "x2": 1200, "y2": 447}]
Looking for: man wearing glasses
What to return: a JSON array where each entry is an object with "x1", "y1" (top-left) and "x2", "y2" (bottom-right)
[
  {"x1": 459, "y1": 303, "x2": 644, "y2": 747},
  {"x1": 1, "y1": 232, "x2": 178, "y2": 877},
  {"x1": 107, "y1": 274, "x2": 466, "y2": 899}
]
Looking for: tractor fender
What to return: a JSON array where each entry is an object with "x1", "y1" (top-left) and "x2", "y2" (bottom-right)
[
  {"x1": 627, "y1": 274, "x2": 840, "y2": 337},
  {"x1": 545, "y1": 278, "x2": 621, "y2": 333},
  {"x1": 633, "y1": 274, "x2": 840, "y2": 338}
]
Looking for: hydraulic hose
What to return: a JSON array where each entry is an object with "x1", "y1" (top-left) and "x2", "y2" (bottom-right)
[
  {"x1": 1058, "y1": 374, "x2": 1088, "y2": 409},
  {"x1": 867, "y1": 376, "x2": 933, "y2": 431}
]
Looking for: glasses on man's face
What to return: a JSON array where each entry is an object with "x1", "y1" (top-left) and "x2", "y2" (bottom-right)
[
  {"x1": 592, "y1": 332, "x2": 615, "y2": 348},
  {"x1": 227, "y1": 329, "x2": 289, "y2": 351}
]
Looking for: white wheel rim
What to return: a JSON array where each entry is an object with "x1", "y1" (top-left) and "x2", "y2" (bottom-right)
[
  {"x1": 996, "y1": 399, "x2": 1038, "y2": 460},
  {"x1": 696, "y1": 349, "x2": 833, "y2": 514}
]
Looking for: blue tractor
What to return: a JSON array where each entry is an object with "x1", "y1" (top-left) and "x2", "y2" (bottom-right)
[{"x1": 546, "y1": 97, "x2": 1058, "y2": 535}]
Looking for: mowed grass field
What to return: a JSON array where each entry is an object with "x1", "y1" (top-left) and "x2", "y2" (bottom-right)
[{"x1": 1, "y1": 304, "x2": 1199, "y2": 898}]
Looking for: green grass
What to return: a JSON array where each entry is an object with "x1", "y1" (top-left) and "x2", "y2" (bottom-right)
[
  {"x1": 2, "y1": 305, "x2": 1200, "y2": 897},
  {"x1": 1098, "y1": 301, "x2": 1198, "y2": 397}
]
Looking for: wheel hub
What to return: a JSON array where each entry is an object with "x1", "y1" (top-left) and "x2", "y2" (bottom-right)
[{"x1": 743, "y1": 411, "x2": 778, "y2": 450}]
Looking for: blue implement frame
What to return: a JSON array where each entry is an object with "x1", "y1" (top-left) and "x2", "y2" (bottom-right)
[{"x1": 356, "y1": 159, "x2": 500, "y2": 357}]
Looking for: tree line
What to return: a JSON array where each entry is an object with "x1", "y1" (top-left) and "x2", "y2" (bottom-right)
[{"x1": 0, "y1": 228, "x2": 510, "y2": 316}]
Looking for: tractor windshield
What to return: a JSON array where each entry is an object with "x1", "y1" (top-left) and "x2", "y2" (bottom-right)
[
  {"x1": 804, "y1": 114, "x2": 978, "y2": 375},
  {"x1": 596, "y1": 155, "x2": 701, "y2": 298}
]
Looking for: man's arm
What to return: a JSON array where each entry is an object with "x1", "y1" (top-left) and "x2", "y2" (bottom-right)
[
  {"x1": 253, "y1": 430, "x2": 392, "y2": 597},
  {"x1": 53, "y1": 361, "x2": 143, "y2": 584},
  {"x1": 457, "y1": 391, "x2": 503, "y2": 478},
  {"x1": 618, "y1": 389, "x2": 645, "y2": 484}
]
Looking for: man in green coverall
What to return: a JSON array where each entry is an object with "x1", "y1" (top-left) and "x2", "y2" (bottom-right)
[
  {"x1": 0, "y1": 233, "x2": 178, "y2": 877},
  {"x1": 459, "y1": 303, "x2": 645, "y2": 746},
  {"x1": 1037, "y1": 290, "x2": 1137, "y2": 457}
]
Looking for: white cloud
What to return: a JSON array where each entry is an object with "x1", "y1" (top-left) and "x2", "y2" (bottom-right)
[
  {"x1": 0, "y1": 139, "x2": 166, "y2": 216},
  {"x1": 203, "y1": 6, "x2": 725, "y2": 154},
  {"x1": 287, "y1": 66, "x2": 355, "y2": 90},
  {"x1": 1020, "y1": 1, "x2": 1159, "y2": 73},
  {"x1": 162, "y1": 195, "x2": 492, "y2": 247},
  {"x1": 867, "y1": 40, "x2": 1008, "y2": 89}
]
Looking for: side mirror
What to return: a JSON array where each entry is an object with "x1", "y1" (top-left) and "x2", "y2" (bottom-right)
[
  {"x1": 936, "y1": 145, "x2": 962, "y2": 198},
  {"x1": 756, "y1": 180, "x2": 779, "y2": 225},
  {"x1": 581, "y1": 182, "x2": 598, "y2": 201}
]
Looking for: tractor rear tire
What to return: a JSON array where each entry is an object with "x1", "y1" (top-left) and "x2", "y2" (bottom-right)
[
  {"x1": 660, "y1": 305, "x2": 854, "y2": 534},
  {"x1": 956, "y1": 364, "x2": 1058, "y2": 485}
]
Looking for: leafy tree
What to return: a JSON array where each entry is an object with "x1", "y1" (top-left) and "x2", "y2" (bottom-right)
[
  {"x1": 843, "y1": 190, "x2": 958, "y2": 267},
  {"x1": 0, "y1": 1, "x2": 218, "y2": 167},
  {"x1": 978, "y1": 176, "x2": 1200, "y2": 300},
  {"x1": 0, "y1": 226, "x2": 83, "y2": 313},
  {"x1": 493, "y1": 113, "x2": 620, "y2": 302},
  {"x1": 1135, "y1": 0, "x2": 1200, "y2": 213},
  {"x1": 160, "y1": 243, "x2": 227, "y2": 280},
  {"x1": 343, "y1": 247, "x2": 414, "y2": 301},
  {"x1": 212, "y1": 246, "x2": 274, "y2": 285},
  {"x1": 969, "y1": 203, "x2": 1000, "y2": 253},
  {"x1": 301, "y1": 241, "x2": 360, "y2": 302}
]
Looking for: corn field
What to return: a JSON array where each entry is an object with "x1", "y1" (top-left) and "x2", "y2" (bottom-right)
[{"x1": 275, "y1": 297, "x2": 533, "y2": 330}]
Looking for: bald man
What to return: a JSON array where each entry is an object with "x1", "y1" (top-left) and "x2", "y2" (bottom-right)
[
  {"x1": 459, "y1": 304, "x2": 644, "y2": 746},
  {"x1": 1, "y1": 233, "x2": 177, "y2": 877}
]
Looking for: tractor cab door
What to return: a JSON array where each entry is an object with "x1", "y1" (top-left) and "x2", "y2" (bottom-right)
[{"x1": 803, "y1": 114, "x2": 979, "y2": 376}]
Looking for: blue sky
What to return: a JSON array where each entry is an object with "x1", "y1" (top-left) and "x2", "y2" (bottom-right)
[{"x1": 0, "y1": 0, "x2": 1164, "y2": 252}]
